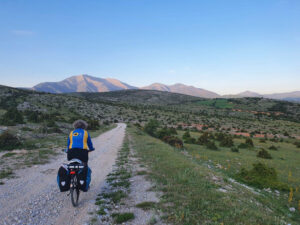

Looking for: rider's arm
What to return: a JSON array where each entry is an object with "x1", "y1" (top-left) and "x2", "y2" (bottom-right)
[
  {"x1": 87, "y1": 132, "x2": 95, "y2": 151},
  {"x1": 67, "y1": 135, "x2": 70, "y2": 151}
]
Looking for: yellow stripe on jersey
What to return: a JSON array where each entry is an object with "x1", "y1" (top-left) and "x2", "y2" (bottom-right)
[
  {"x1": 69, "y1": 131, "x2": 73, "y2": 149},
  {"x1": 83, "y1": 130, "x2": 88, "y2": 150}
]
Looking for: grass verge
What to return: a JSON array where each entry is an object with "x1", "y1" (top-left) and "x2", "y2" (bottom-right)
[{"x1": 129, "y1": 125, "x2": 299, "y2": 225}]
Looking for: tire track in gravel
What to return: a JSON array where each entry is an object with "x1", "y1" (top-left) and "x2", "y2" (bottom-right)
[{"x1": 0, "y1": 123, "x2": 126, "y2": 225}]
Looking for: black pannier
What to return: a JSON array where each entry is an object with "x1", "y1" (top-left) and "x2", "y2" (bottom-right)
[
  {"x1": 57, "y1": 165, "x2": 71, "y2": 192},
  {"x1": 77, "y1": 166, "x2": 91, "y2": 192}
]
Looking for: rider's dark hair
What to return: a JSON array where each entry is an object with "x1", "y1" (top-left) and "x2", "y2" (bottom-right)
[{"x1": 73, "y1": 120, "x2": 88, "y2": 129}]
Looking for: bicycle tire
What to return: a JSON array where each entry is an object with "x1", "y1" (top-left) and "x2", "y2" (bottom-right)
[{"x1": 70, "y1": 177, "x2": 80, "y2": 207}]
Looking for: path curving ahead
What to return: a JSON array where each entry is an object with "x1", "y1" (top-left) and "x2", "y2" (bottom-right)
[{"x1": 0, "y1": 123, "x2": 126, "y2": 225}]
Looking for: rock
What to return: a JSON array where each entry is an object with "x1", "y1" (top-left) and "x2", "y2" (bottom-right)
[
  {"x1": 218, "y1": 188, "x2": 227, "y2": 193},
  {"x1": 289, "y1": 207, "x2": 296, "y2": 212}
]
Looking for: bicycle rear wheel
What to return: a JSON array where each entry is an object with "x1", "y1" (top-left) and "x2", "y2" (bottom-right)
[{"x1": 71, "y1": 187, "x2": 80, "y2": 207}]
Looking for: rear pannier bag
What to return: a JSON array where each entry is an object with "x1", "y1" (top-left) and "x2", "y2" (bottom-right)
[
  {"x1": 57, "y1": 165, "x2": 71, "y2": 192},
  {"x1": 77, "y1": 166, "x2": 91, "y2": 192}
]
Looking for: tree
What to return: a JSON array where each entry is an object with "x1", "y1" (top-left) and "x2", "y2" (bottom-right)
[
  {"x1": 245, "y1": 138, "x2": 254, "y2": 147},
  {"x1": 220, "y1": 136, "x2": 234, "y2": 147},
  {"x1": 257, "y1": 149, "x2": 272, "y2": 159},
  {"x1": 144, "y1": 119, "x2": 159, "y2": 136},
  {"x1": 182, "y1": 131, "x2": 191, "y2": 140}
]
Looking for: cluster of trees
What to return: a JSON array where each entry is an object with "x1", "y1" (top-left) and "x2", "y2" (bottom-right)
[
  {"x1": 144, "y1": 119, "x2": 183, "y2": 148},
  {"x1": 182, "y1": 131, "x2": 235, "y2": 151}
]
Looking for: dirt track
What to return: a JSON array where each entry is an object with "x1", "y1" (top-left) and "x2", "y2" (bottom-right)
[{"x1": 0, "y1": 123, "x2": 126, "y2": 225}]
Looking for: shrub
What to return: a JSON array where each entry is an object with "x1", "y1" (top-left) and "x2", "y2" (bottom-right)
[
  {"x1": 112, "y1": 212, "x2": 134, "y2": 223},
  {"x1": 157, "y1": 127, "x2": 172, "y2": 139},
  {"x1": 220, "y1": 136, "x2": 234, "y2": 147},
  {"x1": 236, "y1": 163, "x2": 288, "y2": 190},
  {"x1": 1, "y1": 108, "x2": 24, "y2": 125},
  {"x1": 257, "y1": 149, "x2": 272, "y2": 159},
  {"x1": 268, "y1": 145, "x2": 278, "y2": 151},
  {"x1": 206, "y1": 141, "x2": 218, "y2": 150},
  {"x1": 245, "y1": 138, "x2": 254, "y2": 147},
  {"x1": 197, "y1": 133, "x2": 210, "y2": 145},
  {"x1": 182, "y1": 131, "x2": 191, "y2": 140},
  {"x1": 184, "y1": 137, "x2": 196, "y2": 144},
  {"x1": 231, "y1": 147, "x2": 239, "y2": 153},
  {"x1": 162, "y1": 136, "x2": 183, "y2": 148},
  {"x1": 87, "y1": 119, "x2": 100, "y2": 130},
  {"x1": 294, "y1": 141, "x2": 300, "y2": 148},
  {"x1": 0, "y1": 132, "x2": 21, "y2": 150},
  {"x1": 144, "y1": 119, "x2": 159, "y2": 137}
]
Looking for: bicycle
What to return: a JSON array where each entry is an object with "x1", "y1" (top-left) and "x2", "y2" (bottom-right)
[
  {"x1": 67, "y1": 160, "x2": 85, "y2": 207},
  {"x1": 61, "y1": 149, "x2": 93, "y2": 207}
]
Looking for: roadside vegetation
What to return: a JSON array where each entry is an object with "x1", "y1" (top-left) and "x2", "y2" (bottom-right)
[
  {"x1": 129, "y1": 125, "x2": 300, "y2": 224},
  {"x1": 91, "y1": 135, "x2": 133, "y2": 224}
]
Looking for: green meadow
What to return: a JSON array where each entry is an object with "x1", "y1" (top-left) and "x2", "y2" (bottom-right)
[{"x1": 129, "y1": 125, "x2": 300, "y2": 225}]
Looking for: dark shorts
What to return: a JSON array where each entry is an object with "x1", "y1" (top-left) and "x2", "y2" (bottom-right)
[{"x1": 67, "y1": 148, "x2": 89, "y2": 163}]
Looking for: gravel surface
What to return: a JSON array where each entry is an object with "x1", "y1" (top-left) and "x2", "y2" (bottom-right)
[{"x1": 0, "y1": 123, "x2": 126, "y2": 225}]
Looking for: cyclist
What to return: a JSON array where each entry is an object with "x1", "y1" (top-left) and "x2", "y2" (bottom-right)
[{"x1": 66, "y1": 119, "x2": 95, "y2": 191}]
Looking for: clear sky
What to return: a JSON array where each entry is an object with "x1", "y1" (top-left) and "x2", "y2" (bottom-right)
[{"x1": 0, "y1": 0, "x2": 299, "y2": 95}]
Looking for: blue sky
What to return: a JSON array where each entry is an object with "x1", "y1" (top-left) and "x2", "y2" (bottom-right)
[{"x1": 0, "y1": 0, "x2": 299, "y2": 94}]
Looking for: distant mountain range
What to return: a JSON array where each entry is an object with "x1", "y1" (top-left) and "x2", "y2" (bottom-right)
[
  {"x1": 141, "y1": 83, "x2": 220, "y2": 98},
  {"x1": 31, "y1": 74, "x2": 300, "y2": 101}
]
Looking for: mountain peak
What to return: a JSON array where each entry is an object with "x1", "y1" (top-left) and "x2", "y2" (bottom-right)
[{"x1": 33, "y1": 74, "x2": 137, "y2": 93}]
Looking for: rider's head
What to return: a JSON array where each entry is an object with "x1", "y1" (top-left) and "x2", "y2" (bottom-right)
[{"x1": 73, "y1": 120, "x2": 88, "y2": 130}]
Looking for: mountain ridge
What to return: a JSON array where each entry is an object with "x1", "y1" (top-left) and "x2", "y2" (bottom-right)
[{"x1": 31, "y1": 74, "x2": 300, "y2": 101}]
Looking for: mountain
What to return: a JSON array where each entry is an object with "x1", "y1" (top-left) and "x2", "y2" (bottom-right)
[
  {"x1": 223, "y1": 91, "x2": 263, "y2": 98},
  {"x1": 141, "y1": 83, "x2": 220, "y2": 98},
  {"x1": 33, "y1": 74, "x2": 137, "y2": 93},
  {"x1": 264, "y1": 91, "x2": 300, "y2": 100},
  {"x1": 223, "y1": 90, "x2": 300, "y2": 102}
]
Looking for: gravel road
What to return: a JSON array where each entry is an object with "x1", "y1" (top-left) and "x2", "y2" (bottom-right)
[{"x1": 0, "y1": 123, "x2": 126, "y2": 225}]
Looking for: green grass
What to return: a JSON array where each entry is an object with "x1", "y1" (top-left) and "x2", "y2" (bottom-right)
[
  {"x1": 0, "y1": 169, "x2": 13, "y2": 179},
  {"x1": 195, "y1": 99, "x2": 233, "y2": 109},
  {"x1": 129, "y1": 126, "x2": 299, "y2": 225},
  {"x1": 179, "y1": 130, "x2": 300, "y2": 189},
  {"x1": 102, "y1": 190, "x2": 127, "y2": 203},
  {"x1": 112, "y1": 212, "x2": 135, "y2": 223},
  {"x1": 136, "y1": 170, "x2": 148, "y2": 175},
  {"x1": 136, "y1": 201, "x2": 157, "y2": 210},
  {"x1": 2, "y1": 152, "x2": 16, "y2": 158}
]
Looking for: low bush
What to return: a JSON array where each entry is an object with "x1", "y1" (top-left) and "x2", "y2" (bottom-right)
[
  {"x1": 0, "y1": 132, "x2": 21, "y2": 150},
  {"x1": 294, "y1": 141, "x2": 300, "y2": 148},
  {"x1": 162, "y1": 136, "x2": 183, "y2": 148},
  {"x1": 231, "y1": 147, "x2": 239, "y2": 153},
  {"x1": 88, "y1": 119, "x2": 100, "y2": 130},
  {"x1": 268, "y1": 145, "x2": 278, "y2": 151},
  {"x1": 144, "y1": 119, "x2": 159, "y2": 137},
  {"x1": 197, "y1": 132, "x2": 212, "y2": 145},
  {"x1": 112, "y1": 212, "x2": 134, "y2": 223},
  {"x1": 220, "y1": 136, "x2": 234, "y2": 147},
  {"x1": 0, "y1": 108, "x2": 24, "y2": 125},
  {"x1": 206, "y1": 141, "x2": 218, "y2": 150},
  {"x1": 257, "y1": 149, "x2": 272, "y2": 159},
  {"x1": 245, "y1": 138, "x2": 254, "y2": 147},
  {"x1": 236, "y1": 163, "x2": 288, "y2": 190}
]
